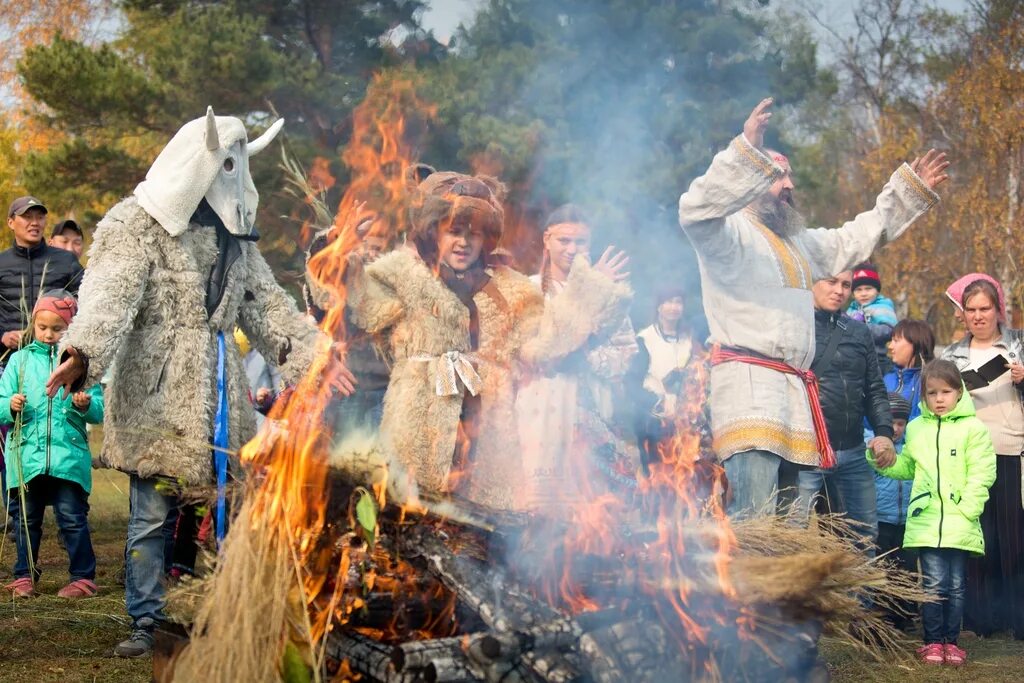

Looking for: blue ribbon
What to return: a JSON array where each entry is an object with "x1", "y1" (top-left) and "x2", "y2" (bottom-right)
[{"x1": 214, "y1": 331, "x2": 230, "y2": 544}]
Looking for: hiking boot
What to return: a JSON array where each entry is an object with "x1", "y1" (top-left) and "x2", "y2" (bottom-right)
[
  {"x1": 917, "y1": 643, "x2": 944, "y2": 665},
  {"x1": 944, "y1": 643, "x2": 967, "y2": 666},
  {"x1": 4, "y1": 577, "x2": 35, "y2": 598},
  {"x1": 114, "y1": 617, "x2": 156, "y2": 658}
]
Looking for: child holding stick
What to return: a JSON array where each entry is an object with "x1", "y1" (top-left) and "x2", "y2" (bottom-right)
[{"x1": 2, "y1": 290, "x2": 104, "y2": 598}]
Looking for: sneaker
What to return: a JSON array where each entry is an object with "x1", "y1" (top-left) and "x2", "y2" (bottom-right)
[
  {"x1": 917, "y1": 643, "x2": 945, "y2": 665},
  {"x1": 944, "y1": 643, "x2": 967, "y2": 666},
  {"x1": 57, "y1": 578, "x2": 98, "y2": 598},
  {"x1": 4, "y1": 577, "x2": 35, "y2": 598},
  {"x1": 114, "y1": 618, "x2": 156, "y2": 658}
]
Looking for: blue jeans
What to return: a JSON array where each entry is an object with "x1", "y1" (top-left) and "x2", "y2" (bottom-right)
[
  {"x1": 9, "y1": 474, "x2": 95, "y2": 580},
  {"x1": 797, "y1": 444, "x2": 879, "y2": 553},
  {"x1": 920, "y1": 548, "x2": 968, "y2": 645},
  {"x1": 724, "y1": 449, "x2": 804, "y2": 518},
  {"x1": 125, "y1": 475, "x2": 176, "y2": 625}
]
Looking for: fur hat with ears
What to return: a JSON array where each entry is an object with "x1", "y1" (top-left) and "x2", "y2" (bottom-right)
[{"x1": 406, "y1": 163, "x2": 507, "y2": 266}]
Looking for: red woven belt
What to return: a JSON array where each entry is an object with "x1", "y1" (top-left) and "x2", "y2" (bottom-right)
[{"x1": 710, "y1": 345, "x2": 835, "y2": 469}]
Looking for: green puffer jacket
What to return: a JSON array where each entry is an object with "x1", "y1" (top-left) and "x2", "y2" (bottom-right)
[
  {"x1": 0, "y1": 340, "x2": 104, "y2": 493},
  {"x1": 867, "y1": 387, "x2": 996, "y2": 555}
]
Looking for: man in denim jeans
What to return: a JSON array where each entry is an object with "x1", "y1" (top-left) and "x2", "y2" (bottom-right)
[
  {"x1": 798, "y1": 271, "x2": 895, "y2": 551},
  {"x1": 44, "y1": 112, "x2": 342, "y2": 658}
]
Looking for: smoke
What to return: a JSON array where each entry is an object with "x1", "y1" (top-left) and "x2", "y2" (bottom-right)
[{"x1": 441, "y1": 1, "x2": 803, "y2": 339}]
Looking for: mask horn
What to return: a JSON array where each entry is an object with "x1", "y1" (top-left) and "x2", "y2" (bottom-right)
[
  {"x1": 205, "y1": 106, "x2": 219, "y2": 151},
  {"x1": 247, "y1": 118, "x2": 284, "y2": 156}
]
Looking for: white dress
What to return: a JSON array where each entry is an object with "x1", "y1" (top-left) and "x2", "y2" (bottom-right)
[{"x1": 516, "y1": 275, "x2": 639, "y2": 511}]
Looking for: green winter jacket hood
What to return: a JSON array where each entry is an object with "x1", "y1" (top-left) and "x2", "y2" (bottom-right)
[
  {"x1": 0, "y1": 340, "x2": 104, "y2": 493},
  {"x1": 868, "y1": 386, "x2": 996, "y2": 555}
]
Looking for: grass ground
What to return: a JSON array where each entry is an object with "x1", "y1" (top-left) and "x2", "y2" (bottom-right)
[
  {"x1": 0, "y1": 469, "x2": 148, "y2": 683},
  {"x1": 2, "y1": 470, "x2": 1024, "y2": 682}
]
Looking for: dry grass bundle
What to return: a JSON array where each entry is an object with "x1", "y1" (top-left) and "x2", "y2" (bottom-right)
[
  {"x1": 169, "y1": 494, "x2": 316, "y2": 683},
  {"x1": 729, "y1": 511, "x2": 931, "y2": 658}
]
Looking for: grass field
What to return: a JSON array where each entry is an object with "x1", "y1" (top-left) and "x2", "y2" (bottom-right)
[{"x1": 3, "y1": 470, "x2": 1024, "y2": 682}]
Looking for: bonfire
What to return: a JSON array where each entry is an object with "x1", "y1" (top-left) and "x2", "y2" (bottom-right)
[{"x1": 164, "y1": 75, "x2": 926, "y2": 683}]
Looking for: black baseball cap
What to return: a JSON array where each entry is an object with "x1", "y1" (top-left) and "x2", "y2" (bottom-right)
[
  {"x1": 8, "y1": 196, "x2": 48, "y2": 218},
  {"x1": 52, "y1": 219, "x2": 83, "y2": 238}
]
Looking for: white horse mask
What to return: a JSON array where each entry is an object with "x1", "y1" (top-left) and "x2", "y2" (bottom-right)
[{"x1": 134, "y1": 106, "x2": 284, "y2": 237}]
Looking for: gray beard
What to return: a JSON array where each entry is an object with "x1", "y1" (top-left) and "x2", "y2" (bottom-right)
[{"x1": 747, "y1": 195, "x2": 806, "y2": 237}]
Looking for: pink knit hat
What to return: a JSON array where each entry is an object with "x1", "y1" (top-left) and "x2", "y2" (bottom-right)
[
  {"x1": 945, "y1": 273, "x2": 1006, "y2": 322},
  {"x1": 33, "y1": 290, "x2": 78, "y2": 327}
]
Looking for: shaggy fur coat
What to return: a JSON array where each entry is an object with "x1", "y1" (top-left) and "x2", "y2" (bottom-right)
[
  {"x1": 63, "y1": 197, "x2": 318, "y2": 485},
  {"x1": 348, "y1": 248, "x2": 630, "y2": 510}
]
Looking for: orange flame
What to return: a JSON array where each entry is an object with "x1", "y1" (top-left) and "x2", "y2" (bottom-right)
[{"x1": 237, "y1": 72, "x2": 437, "y2": 645}]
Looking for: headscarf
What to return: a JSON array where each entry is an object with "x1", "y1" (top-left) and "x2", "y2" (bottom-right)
[{"x1": 945, "y1": 273, "x2": 1007, "y2": 322}]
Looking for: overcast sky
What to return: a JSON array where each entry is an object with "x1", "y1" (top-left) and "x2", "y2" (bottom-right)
[{"x1": 419, "y1": 0, "x2": 972, "y2": 47}]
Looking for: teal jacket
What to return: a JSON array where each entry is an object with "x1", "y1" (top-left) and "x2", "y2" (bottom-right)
[
  {"x1": 868, "y1": 387, "x2": 996, "y2": 555},
  {"x1": 0, "y1": 340, "x2": 104, "y2": 493}
]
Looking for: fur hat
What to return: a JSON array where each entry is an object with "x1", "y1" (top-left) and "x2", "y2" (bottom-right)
[
  {"x1": 887, "y1": 392, "x2": 912, "y2": 421},
  {"x1": 407, "y1": 164, "x2": 506, "y2": 266},
  {"x1": 852, "y1": 264, "x2": 882, "y2": 292}
]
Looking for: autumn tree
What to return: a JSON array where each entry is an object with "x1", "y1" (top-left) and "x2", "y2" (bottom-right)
[
  {"x1": 15, "y1": 0, "x2": 440, "y2": 280},
  {"x1": 876, "y1": 2, "x2": 1024, "y2": 338}
]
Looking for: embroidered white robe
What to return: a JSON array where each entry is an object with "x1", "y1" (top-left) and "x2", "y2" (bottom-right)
[{"x1": 679, "y1": 134, "x2": 939, "y2": 466}]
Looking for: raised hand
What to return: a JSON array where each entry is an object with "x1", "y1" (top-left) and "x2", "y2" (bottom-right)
[
  {"x1": 743, "y1": 97, "x2": 773, "y2": 150},
  {"x1": 909, "y1": 149, "x2": 950, "y2": 190},
  {"x1": 592, "y1": 247, "x2": 630, "y2": 283},
  {"x1": 326, "y1": 342, "x2": 359, "y2": 397}
]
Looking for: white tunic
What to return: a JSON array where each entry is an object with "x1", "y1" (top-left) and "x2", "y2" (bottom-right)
[
  {"x1": 637, "y1": 324, "x2": 692, "y2": 416},
  {"x1": 678, "y1": 134, "x2": 939, "y2": 466}
]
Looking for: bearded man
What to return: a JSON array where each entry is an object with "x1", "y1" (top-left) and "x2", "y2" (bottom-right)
[{"x1": 679, "y1": 98, "x2": 949, "y2": 517}]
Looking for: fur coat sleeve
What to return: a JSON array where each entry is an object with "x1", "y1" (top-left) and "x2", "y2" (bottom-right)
[
  {"x1": 346, "y1": 251, "x2": 407, "y2": 334},
  {"x1": 519, "y1": 257, "x2": 633, "y2": 366},
  {"x1": 236, "y1": 244, "x2": 321, "y2": 385},
  {"x1": 62, "y1": 200, "x2": 152, "y2": 387}
]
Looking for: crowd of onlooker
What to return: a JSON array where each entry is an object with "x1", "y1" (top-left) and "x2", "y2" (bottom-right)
[{"x1": 3, "y1": 178, "x2": 1023, "y2": 670}]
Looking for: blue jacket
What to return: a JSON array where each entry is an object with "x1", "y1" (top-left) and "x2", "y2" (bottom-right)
[
  {"x1": 848, "y1": 294, "x2": 897, "y2": 373},
  {"x1": 870, "y1": 365, "x2": 922, "y2": 525},
  {"x1": 874, "y1": 441, "x2": 911, "y2": 525},
  {"x1": 885, "y1": 366, "x2": 922, "y2": 421},
  {"x1": 0, "y1": 340, "x2": 104, "y2": 492}
]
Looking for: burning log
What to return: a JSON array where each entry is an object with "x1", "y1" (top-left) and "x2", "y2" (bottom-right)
[
  {"x1": 520, "y1": 651, "x2": 582, "y2": 683},
  {"x1": 326, "y1": 630, "x2": 417, "y2": 683},
  {"x1": 424, "y1": 655, "x2": 485, "y2": 682},
  {"x1": 402, "y1": 530, "x2": 563, "y2": 634},
  {"x1": 578, "y1": 618, "x2": 683, "y2": 683},
  {"x1": 350, "y1": 591, "x2": 453, "y2": 632},
  {"x1": 391, "y1": 636, "x2": 468, "y2": 671}
]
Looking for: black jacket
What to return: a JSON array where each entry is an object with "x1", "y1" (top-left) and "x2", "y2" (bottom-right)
[
  {"x1": 0, "y1": 242, "x2": 84, "y2": 334},
  {"x1": 812, "y1": 309, "x2": 893, "y2": 450}
]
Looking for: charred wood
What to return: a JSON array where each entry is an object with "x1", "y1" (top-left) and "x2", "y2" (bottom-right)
[
  {"x1": 326, "y1": 630, "x2": 417, "y2": 683},
  {"x1": 392, "y1": 637, "x2": 467, "y2": 672},
  {"x1": 403, "y1": 531, "x2": 562, "y2": 634}
]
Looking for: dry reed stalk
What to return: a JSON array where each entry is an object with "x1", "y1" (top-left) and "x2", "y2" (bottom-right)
[
  {"x1": 728, "y1": 511, "x2": 930, "y2": 658},
  {"x1": 171, "y1": 493, "x2": 316, "y2": 682}
]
